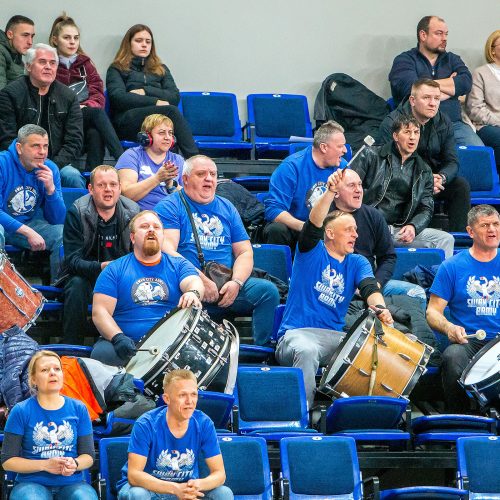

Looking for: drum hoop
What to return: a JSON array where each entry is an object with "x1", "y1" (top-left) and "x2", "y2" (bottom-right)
[
  {"x1": 23, "y1": 296, "x2": 46, "y2": 331},
  {"x1": 319, "y1": 310, "x2": 375, "y2": 392},
  {"x1": 0, "y1": 252, "x2": 6, "y2": 273},
  {"x1": 221, "y1": 320, "x2": 239, "y2": 394},
  {"x1": 459, "y1": 335, "x2": 500, "y2": 389},
  {"x1": 139, "y1": 307, "x2": 201, "y2": 386}
]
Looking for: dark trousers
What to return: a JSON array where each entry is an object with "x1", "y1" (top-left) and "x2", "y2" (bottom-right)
[
  {"x1": 477, "y1": 125, "x2": 500, "y2": 175},
  {"x1": 435, "y1": 176, "x2": 470, "y2": 232},
  {"x1": 63, "y1": 275, "x2": 95, "y2": 344},
  {"x1": 263, "y1": 221, "x2": 299, "y2": 252},
  {"x1": 441, "y1": 338, "x2": 484, "y2": 413},
  {"x1": 114, "y1": 105, "x2": 199, "y2": 159},
  {"x1": 82, "y1": 107, "x2": 124, "y2": 168}
]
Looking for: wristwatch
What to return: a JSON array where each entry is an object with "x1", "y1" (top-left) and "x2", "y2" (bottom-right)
[
  {"x1": 73, "y1": 457, "x2": 79, "y2": 470},
  {"x1": 439, "y1": 173, "x2": 447, "y2": 185},
  {"x1": 166, "y1": 180, "x2": 178, "y2": 194},
  {"x1": 232, "y1": 278, "x2": 244, "y2": 288},
  {"x1": 187, "y1": 289, "x2": 201, "y2": 299}
]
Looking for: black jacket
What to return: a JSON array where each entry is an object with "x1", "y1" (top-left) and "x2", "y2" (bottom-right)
[
  {"x1": 378, "y1": 99, "x2": 459, "y2": 183},
  {"x1": 63, "y1": 193, "x2": 140, "y2": 281},
  {"x1": 0, "y1": 76, "x2": 83, "y2": 168},
  {"x1": 351, "y1": 143, "x2": 434, "y2": 234},
  {"x1": 106, "y1": 57, "x2": 180, "y2": 123}
]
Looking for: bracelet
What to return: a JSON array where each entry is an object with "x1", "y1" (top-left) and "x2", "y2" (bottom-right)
[
  {"x1": 232, "y1": 278, "x2": 244, "y2": 288},
  {"x1": 166, "y1": 180, "x2": 178, "y2": 194},
  {"x1": 73, "y1": 457, "x2": 79, "y2": 470},
  {"x1": 187, "y1": 289, "x2": 201, "y2": 299}
]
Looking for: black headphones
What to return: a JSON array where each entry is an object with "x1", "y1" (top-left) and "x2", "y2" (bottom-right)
[{"x1": 137, "y1": 131, "x2": 176, "y2": 149}]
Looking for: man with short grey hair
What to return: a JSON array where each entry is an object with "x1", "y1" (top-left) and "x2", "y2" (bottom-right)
[
  {"x1": 0, "y1": 124, "x2": 66, "y2": 281},
  {"x1": 0, "y1": 43, "x2": 84, "y2": 187},
  {"x1": 263, "y1": 120, "x2": 348, "y2": 249}
]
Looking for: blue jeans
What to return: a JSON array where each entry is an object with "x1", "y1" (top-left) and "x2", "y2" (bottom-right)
[
  {"x1": 10, "y1": 481, "x2": 98, "y2": 500},
  {"x1": 477, "y1": 125, "x2": 500, "y2": 174},
  {"x1": 0, "y1": 217, "x2": 63, "y2": 281},
  {"x1": 452, "y1": 121, "x2": 484, "y2": 147},
  {"x1": 118, "y1": 483, "x2": 233, "y2": 500},
  {"x1": 206, "y1": 277, "x2": 280, "y2": 346},
  {"x1": 60, "y1": 165, "x2": 86, "y2": 189},
  {"x1": 382, "y1": 279, "x2": 426, "y2": 311}
]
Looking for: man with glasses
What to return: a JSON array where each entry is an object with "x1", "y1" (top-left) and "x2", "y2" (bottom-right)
[
  {"x1": 61, "y1": 165, "x2": 140, "y2": 344},
  {"x1": 275, "y1": 169, "x2": 393, "y2": 408},
  {"x1": 427, "y1": 205, "x2": 500, "y2": 412},
  {"x1": 388, "y1": 15, "x2": 482, "y2": 147}
]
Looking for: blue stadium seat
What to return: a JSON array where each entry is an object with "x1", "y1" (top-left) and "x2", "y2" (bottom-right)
[
  {"x1": 232, "y1": 176, "x2": 271, "y2": 192},
  {"x1": 197, "y1": 391, "x2": 235, "y2": 433},
  {"x1": 179, "y1": 92, "x2": 252, "y2": 157},
  {"x1": 280, "y1": 436, "x2": 367, "y2": 500},
  {"x1": 252, "y1": 244, "x2": 292, "y2": 283},
  {"x1": 247, "y1": 94, "x2": 312, "y2": 157},
  {"x1": 62, "y1": 187, "x2": 88, "y2": 209},
  {"x1": 234, "y1": 366, "x2": 318, "y2": 440},
  {"x1": 457, "y1": 145, "x2": 500, "y2": 204},
  {"x1": 322, "y1": 396, "x2": 411, "y2": 446},
  {"x1": 411, "y1": 414, "x2": 496, "y2": 446},
  {"x1": 98, "y1": 437, "x2": 129, "y2": 500},
  {"x1": 379, "y1": 486, "x2": 467, "y2": 499},
  {"x1": 392, "y1": 248, "x2": 445, "y2": 281},
  {"x1": 40, "y1": 344, "x2": 92, "y2": 357},
  {"x1": 457, "y1": 435, "x2": 500, "y2": 498}
]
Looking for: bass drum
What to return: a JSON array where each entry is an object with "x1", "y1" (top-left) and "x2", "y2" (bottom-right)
[
  {"x1": 126, "y1": 307, "x2": 239, "y2": 400},
  {"x1": 459, "y1": 336, "x2": 500, "y2": 409},
  {"x1": 0, "y1": 252, "x2": 44, "y2": 333},
  {"x1": 319, "y1": 310, "x2": 433, "y2": 399}
]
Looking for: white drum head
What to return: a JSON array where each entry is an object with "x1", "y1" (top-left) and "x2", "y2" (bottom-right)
[
  {"x1": 126, "y1": 308, "x2": 192, "y2": 379},
  {"x1": 464, "y1": 343, "x2": 500, "y2": 385}
]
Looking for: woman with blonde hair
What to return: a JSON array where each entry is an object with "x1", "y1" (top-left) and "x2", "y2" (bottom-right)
[
  {"x1": 1, "y1": 350, "x2": 97, "y2": 499},
  {"x1": 466, "y1": 30, "x2": 500, "y2": 174},
  {"x1": 106, "y1": 24, "x2": 198, "y2": 159},
  {"x1": 49, "y1": 13, "x2": 123, "y2": 169}
]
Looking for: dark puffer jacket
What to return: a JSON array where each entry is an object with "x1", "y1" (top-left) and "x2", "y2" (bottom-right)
[
  {"x1": 0, "y1": 29, "x2": 25, "y2": 90},
  {"x1": 0, "y1": 76, "x2": 83, "y2": 168},
  {"x1": 378, "y1": 99, "x2": 459, "y2": 184},
  {"x1": 351, "y1": 142, "x2": 434, "y2": 234},
  {"x1": 106, "y1": 56, "x2": 180, "y2": 121}
]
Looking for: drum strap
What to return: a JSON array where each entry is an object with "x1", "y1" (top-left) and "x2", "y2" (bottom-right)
[
  {"x1": 368, "y1": 334, "x2": 379, "y2": 396},
  {"x1": 179, "y1": 190, "x2": 206, "y2": 270}
]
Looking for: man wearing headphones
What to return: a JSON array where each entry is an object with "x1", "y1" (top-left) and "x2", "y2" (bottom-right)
[{"x1": 115, "y1": 113, "x2": 183, "y2": 210}]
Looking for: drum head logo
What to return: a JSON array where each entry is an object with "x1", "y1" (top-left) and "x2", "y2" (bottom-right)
[
  {"x1": 191, "y1": 213, "x2": 225, "y2": 250},
  {"x1": 153, "y1": 448, "x2": 195, "y2": 481},
  {"x1": 132, "y1": 278, "x2": 169, "y2": 304},
  {"x1": 314, "y1": 265, "x2": 345, "y2": 308},
  {"x1": 466, "y1": 275, "x2": 500, "y2": 315},
  {"x1": 305, "y1": 182, "x2": 327, "y2": 210},
  {"x1": 7, "y1": 186, "x2": 38, "y2": 215}
]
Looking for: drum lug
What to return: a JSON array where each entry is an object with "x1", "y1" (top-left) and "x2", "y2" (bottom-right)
[
  {"x1": 358, "y1": 368, "x2": 370, "y2": 377},
  {"x1": 398, "y1": 352, "x2": 412, "y2": 362},
  {"x1": 380, "y1": 383, "x2": 395, "y2": 394}
]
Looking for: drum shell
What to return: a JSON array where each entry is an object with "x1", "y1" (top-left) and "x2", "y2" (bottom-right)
[
  {"x1": 126, "y1": 307, "x2": 239, "y2": 400},
  {"x1": 459, "y1": 336, "x2": 500, "y2": 409},
  {"x1": 319, "y1": 311, "x2": 433, "y2": 399},
  {"x1": 0, "y1": 253, "x2": 44, "y2": 332}
]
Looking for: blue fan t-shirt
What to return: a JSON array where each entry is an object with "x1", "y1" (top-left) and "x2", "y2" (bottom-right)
[
  {"x1": 279, "y1": 238, "x2": 374, "y2": 336},
  {"x1": 430, "y1": 250, "x2": 500, "y2": 340},
  {"x1": 117, "y1": 407, "x2": 220, "y2": 492},
  {"x1": 115, "y1": 146, "x2": 184, "y2": 210},
  {"x1": 4, "y1": 396, "x2": 92, "y2": 486},
  {"x1": 156, "y1": 191, "x2": 249, "y2": 269},
  {"x1": 94, "y1": 252, "x2": 198, "y2": 341}
]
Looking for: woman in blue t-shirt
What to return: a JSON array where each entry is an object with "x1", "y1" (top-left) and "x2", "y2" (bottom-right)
[{"x1": 1, "y1": 350, "x2": 97, "y2": 500}]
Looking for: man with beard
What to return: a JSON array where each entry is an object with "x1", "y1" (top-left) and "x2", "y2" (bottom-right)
[
  {"x1": 352, "y1": 113, "x2": 454, "y2": 258},
  {"x1": 91, "y1": 210, "x2": 204, "y2": 367},
  {"x1": 388, "y1": 15, "x2": 482, "y2": 147}
]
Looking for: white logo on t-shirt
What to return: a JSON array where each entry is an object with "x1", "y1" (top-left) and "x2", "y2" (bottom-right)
[
  {"x1": 153, "y1": 448, "x2": 196, "y2": 482},
  {"x1": 33, "y1": 420, "x2": 75, "y2": 457},
  {"x1": 191, "y1": 213, "x2": 225, "y2": 249},
  {"x1": 466, "y1": 275, "x2": 500, "y2": 316},
  {"x1": 314, "y1": 265, "x2": 345, "y2": 308},
  {"x1": 139, "y1": 165, "x2": 154, "y2": 177}
]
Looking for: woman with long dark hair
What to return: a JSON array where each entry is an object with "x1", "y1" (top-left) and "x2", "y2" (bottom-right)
[
  {"x1": 49, "y1": 14, "x2": 123, "y2": 169},
  {"x1": 106, "y1": 24, "x2": 198, "y2": 159}
]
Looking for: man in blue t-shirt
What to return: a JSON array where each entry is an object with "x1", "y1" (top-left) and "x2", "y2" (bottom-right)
[
  {"x1": 276, "y1": 169, "x2": 394, "y2": 407},
  {"x1": 117, "y1": 369, "x2": 232, "y2": 500},
  {"x1": 263, "y1": 120, "x2": 348, "y2": 250},
  {"x1": 156, "y1": 155, "x2": 279, "y2": 347},
  {"x1": 427, "y1": 204, "x2": 500, "y2": 412},
  {"x1": 91, "y1": 210, "x2": 204, "y2": 367}
]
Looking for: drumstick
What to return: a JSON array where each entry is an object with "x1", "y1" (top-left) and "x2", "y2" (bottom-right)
[
  {"x1": 463, "y1": 330, "x2": 487, "y2": 340},
  {"x1": 137, "y1": 346, "x2": 160, "y2": 355}
]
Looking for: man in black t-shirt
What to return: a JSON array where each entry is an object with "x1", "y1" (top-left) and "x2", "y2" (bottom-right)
[{"x1": 62, "y1": 165, "x2": 140, "y2": 343}]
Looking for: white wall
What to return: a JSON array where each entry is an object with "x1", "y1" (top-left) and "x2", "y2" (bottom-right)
[{"x1": 3, "y1": 0, "x2": 499, "y2": 120}]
